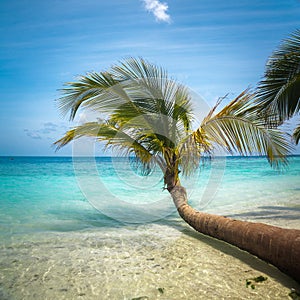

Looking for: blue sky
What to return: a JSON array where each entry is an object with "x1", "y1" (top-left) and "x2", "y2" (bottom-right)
[{"x1": 1, "y1": 0, "x2": 300, "y2": 156}]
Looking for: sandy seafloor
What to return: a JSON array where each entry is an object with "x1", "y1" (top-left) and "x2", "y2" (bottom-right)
[{"x1": 0, "y1": 206, "x2": 299, "y2": 300}]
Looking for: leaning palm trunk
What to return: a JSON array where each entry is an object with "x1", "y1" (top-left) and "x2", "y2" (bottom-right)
[{"x1": 170, "y1": 185, "x2": 300, "y2": 283}]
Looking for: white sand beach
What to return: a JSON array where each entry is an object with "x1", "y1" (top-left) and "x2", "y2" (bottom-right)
[{"x1": 0, "y1": 206, "x2": 299, "y2": 300}]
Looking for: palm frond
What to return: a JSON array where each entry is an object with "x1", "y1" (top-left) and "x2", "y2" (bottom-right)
[
  {"x1": 202, "y1": 93, "x2": 229, "y2": 124},
  {"x1": 293, "y1": 123, "x2": 300, "y2": 145},
  {"x1": 57, "y1": 72, "x2": 122, "y2": 120},
  {"x1": 54, "y1": 121, "x2": 153, "y2": 165},
  {"x1": 177, "y1": 135, "x2": 204, "y2": 176},
  {"x1": 58, "y1": 57, "x2": 194, "y2": 139},
  {"x1": 111, "y1": 58, "x2": 194, "y2": 127},
  {"x1": 256, "y1": 29, "x2": 300, "y2": 122},
  {"x1": 198, "y1": 91, "x2": 293, "y2": 167}
]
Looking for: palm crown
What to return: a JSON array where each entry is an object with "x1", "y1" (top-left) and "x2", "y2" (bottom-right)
[{"x1": 55, "y1": 58, "x2": 291, "y2": 189}]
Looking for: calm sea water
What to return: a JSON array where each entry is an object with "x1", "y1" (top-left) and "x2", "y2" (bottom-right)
[{"x1": 0, "y1": 156, "x2": 299, "y2": 240}]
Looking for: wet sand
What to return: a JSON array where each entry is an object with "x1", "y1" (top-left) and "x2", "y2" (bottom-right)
[{"x1": 0, "y1": 208, "x2": 299, "y2": 300}]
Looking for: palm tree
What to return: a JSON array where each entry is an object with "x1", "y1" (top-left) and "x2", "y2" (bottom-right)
[
  {"x1": 256, "y1": 29, "x2": 300, "y2": 143},
  {"x1": 55, "y1": 57, "x2": 300, "y2": 282}
]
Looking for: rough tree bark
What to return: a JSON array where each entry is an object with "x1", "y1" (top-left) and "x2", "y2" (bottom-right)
[{"x1": 170, "y1": 184, "x2": 300, "y2": 283}]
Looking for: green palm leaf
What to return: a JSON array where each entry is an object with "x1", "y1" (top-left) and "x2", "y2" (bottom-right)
[
  {"x1": 256, "y1": 29, "x2": 300, "y2": 123},
  {"x1": 196, "y1": 91, "x2": 292, "y2": 167},
  {"x1": 54, "y1": 121, "x2": 154, "y2": 165}
]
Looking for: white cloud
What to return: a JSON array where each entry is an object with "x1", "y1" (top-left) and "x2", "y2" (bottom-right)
[{"x1": 143, "y1": 0, "x2": 171, "y2": 23}]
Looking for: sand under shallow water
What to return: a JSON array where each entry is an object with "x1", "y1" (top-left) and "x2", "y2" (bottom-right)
[{"x1": 0, "y1": 208, "x2": 300, "y2": 300}]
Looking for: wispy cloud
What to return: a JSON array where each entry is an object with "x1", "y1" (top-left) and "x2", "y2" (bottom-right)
[
  {"x1": 24, "y1": 129, "x2": 42, "y2": 140},
  {"x1": 40, "y1": 122, "x2": 59, "y2": 134},
  {"x1": 143, "y1": 0, "x2": 171, "y2": 23},
  {"x1": 24, "y1": 122, "x2": 68, "y2": 140}
]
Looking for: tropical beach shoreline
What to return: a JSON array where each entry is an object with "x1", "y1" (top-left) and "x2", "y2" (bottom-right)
[
  {"x1": 2, "y1": 0, "x2": 300, "y2": 298},
  {"x1": 0, "y1": 156, "x2": 299, "y2": 299}
]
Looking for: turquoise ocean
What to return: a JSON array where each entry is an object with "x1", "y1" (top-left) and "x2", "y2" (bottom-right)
[
  {"x1": 0, "y1": 156, "x2": 299, "y2": 299},
  {"x1": 0, "y1": 155, "x2": 299, "y2": 240}
]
